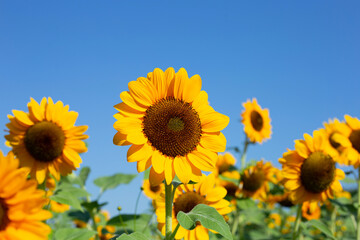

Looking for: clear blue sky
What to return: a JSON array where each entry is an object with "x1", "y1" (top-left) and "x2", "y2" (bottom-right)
[{"x1": 1, "y1": 1, "x2": 359, "y2": 215}]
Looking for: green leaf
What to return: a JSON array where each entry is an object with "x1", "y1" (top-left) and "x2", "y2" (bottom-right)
[
  {"x1": 236, "y1": 198, "x2": 256, "y2": 209},
  {"x1": 56, "y1": 183, "x2": 89, "y2": 198},
  {"x1": 306, "y1": 219, "x2": 336, "y2": 240},
  {"x1": 54, "y1": 228, "x2": 96, "y2": 240},
  {"x1": 176, "y1": 204, "x2": 232, "y2": 240},
  {"x1": 82, "y1": 201, "x2": 107, "y2": 212},
  {"x1": 68, "y1": 210, "x2": 91, "y2": 222},
  {"x1": 114, "y1": 232, "x2": 150, "y2": 240},
  {"x1": 94, "y1": 173, "x2": 137, "y2": 191},
  {"x1": 79, "y1": 167, "x2": 91, "y2": 186},
  {"x1": 50, "y1": 194, "x2": 83, "y2": 211}
]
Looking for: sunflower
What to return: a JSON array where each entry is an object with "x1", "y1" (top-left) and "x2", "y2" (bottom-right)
[
  {"x1": 215, "y1": 152, "x2": 236, "y2": 176},
  {"x1": 5, "y1": 97, "x2": 88, "y2": 184},
  {"x1": 239, "y1": 160, "x2": 276, "y2": 200},
  {"x1": 302, "y1": 201, "x2": 321, "y2": 220},
  {"x1": 0, "y1": 150, "x2": 52, "y2": 240},
  {"x1": 142, "y1": 179, "x2": 164, "y2": 200},
  {"x1": 155, "y1": 173, "x2": 232, "y2": 240},
  {"x1": 279, "y1": 130, "x2": 345, "y2": 204},
  {"x1": 90, "y1": 226, "x2": 115, "y2": 240},
  {"x1": 113, "y1": 68, "x2": 229, "y2": 185},
  {"x1": 241, "y1": 98, "x2": 271, "y2": 143},
  {"x1": 331, "y1": 115, "x2": 360, "y2": 167},
  {"x1": 267, "y1": 213, "x2": 281, "y2": 229}
]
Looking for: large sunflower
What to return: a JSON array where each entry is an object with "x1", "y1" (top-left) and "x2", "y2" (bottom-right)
[
  {"x1": 331, "y1": 115, "x2": 360, "y2": 167},
  {"x1": 113, "y1": 68, "x2": 229, "y2": 185},
  {"x1": 0, "y1": 151, "x2": 52, "y2": 240},
  {"x1": 239, "y1": 160, "x2": 276, "y2": 200},
  {"x1": 155, "y1": 173, "x2": 232, "y2": 240},
  {"x1": 279, "y1": 130, "x2": 345, "y2": 203},
  {"x1": 5, "y1": 97, "x2": 88, "y2": 184},
  {"x1": 241, "y1": 98, "x2": 271, "y2": 143}
]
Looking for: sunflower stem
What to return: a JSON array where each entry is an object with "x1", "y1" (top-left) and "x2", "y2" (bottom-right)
[
  {"x1": 169, "y1": 223, "x2": 180, "y2": 240},
  {"x1": 165, "y1": 182, "x2": 173, "y2": 240},
  {"x1": 240, "y1": 138, "x2": 250, "y2": 170},
  {"x1": 133, "y1": 187, "x2": 142, "y2": 231},
  {"x1": 357, "y1": 167, "x2": 360, "y2": 240},
  {"x1": 292, "y1": 203, "x2": 302, "y2": 240},
  {"x1": 330, "y1": 205, "x2": 338, "y2": 235}
]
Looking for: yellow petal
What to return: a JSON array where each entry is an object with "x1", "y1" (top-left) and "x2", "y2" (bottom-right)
[
  {"x1": 199, "y1": 132, "x2": 226, "y2": 153},
  {"x1": 12, "y1": 110, "x2": 34, "y2": 126},
  {"x1": 200, "y1": 174, "x2": 215, "y2": 195},
  {"x1": 128, "y1": 79, "x2": 156, "y2": 107},
  {"x1": 181, "y1": 74, "x2": 202, "y2": 103},
  {"x1": 206, "y1": 187, "x2": 227, "y2": 201},
  {"x1": 294, "y1": 140, "x2": 309, "y2": 159},
  {"x1": 174, "y1": 157, "x2": 192, "y2": 184},
  {"x1": 152, "y1": 151, "x2": 165, "y2": 174},
  {"x1": 149, "y1": 167, "x2": 164, "y2": 186},
  {"x1": 120, "y1": 91, "x2": 147, "y2": 112},
  {"x1": 127, "y1": 144, "x2": 152, "y2": 163},
  {"x1": 164, "y1": 158, "x2": 175, "y2": 184},
  {"x1": 192, "y1": 91, "x2": 209, "y2": 110},
  {"x1": 201, "y1": 112, "x2": 229, "y2": 133},
  {"x1": 113, "y1": 132, "x2": 131, "y2": 146}
]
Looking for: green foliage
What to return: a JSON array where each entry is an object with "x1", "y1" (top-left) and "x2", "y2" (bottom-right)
[
  {"x1": 177, "y1": 204, "x2": 232, "y2": 240},
  {"x1": 114, "y1": 232, "x2": 150, "y2": 240},
  {"x1": 94, "y1": 173, "x2": 137, "y2": 191},
  {"x1": 79, "y1": 166, "x2": 91, "y2": 186},
  {"x1": 306, "y1": 219, "x2": 336, "y2": 240},
  {"x1": 54, "y1": 228, "x2": 96, "y2": 240}
]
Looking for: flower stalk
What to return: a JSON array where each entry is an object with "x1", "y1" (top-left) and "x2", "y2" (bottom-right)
[
  {"x1": 165, "y1": 182, "x2": 173, "y2": 240},
  {"x1": 292, "y1": 203, "x2": 302, "y2": 240}
]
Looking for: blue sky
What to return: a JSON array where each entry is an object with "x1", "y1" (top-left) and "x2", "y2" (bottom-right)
[{"x1": 0, "y1": 1, "x2": 359, "y2": 215}]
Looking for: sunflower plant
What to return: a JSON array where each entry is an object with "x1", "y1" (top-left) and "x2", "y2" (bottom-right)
[{"x1": 1, "y1": 70, "x2": 360, "y2": 240}]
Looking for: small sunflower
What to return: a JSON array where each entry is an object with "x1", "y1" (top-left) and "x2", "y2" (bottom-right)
[
  {"x1": 0, "y1": 150, "x2": 52, "y2": 240},
  {"x1": 331, "y1": 115, "x2": 360, "y2": 167},
  {"x1": 142, "y1": 179, "x2": 164, "y2": 200},
  {"x1": 90, "y1": 225, "x2": 116, "y2": 240},
  {"x1": 267, "y1": 213, "x2": 281, "y2": 229},
  {"x1": 113, "y1": 68, "x2": 229, "y2": 185},
  {"x1": 155, "y1": 173, "x2": 231, "y2": 240},
  {"x1": 215, "y1": 152, "x2": 236, "y2": 176},
  {"x1": 5, "y1": 97, "x2": 88, "y2": 184},
  {"x1": 279, "y1": 130, "x2": 345, "y2": 203},
  {"x1": 241, "y1": 98, "x2": 271, "y2": 143},
  {"x1": 302, "y1": 201, "x2": 321, "y2": 220},
  {"x1": 239, "y1": 160, "x2": 276, "y2": 200}
]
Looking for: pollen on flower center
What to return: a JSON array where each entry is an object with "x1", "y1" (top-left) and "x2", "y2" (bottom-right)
[
  {"x1": 0, "y1": 199, "x2": 9, "y2": 230},
  {"x1": 173, "y1": 192, "x2": 205, "y2": 217},
  {"x1": 300, "y1": 151, "x2": 335, "y2": 193},
  {"x1": 349, "y1": 130, "x2": 360, "y2": 153},
  {"x1": 242, "y1": 170, "x2": 264, "y2": 192},
  {"x1": 250, "y1": 111, "x2": 263, "y2": 131},
  {"x1": 24, "y1": 121, "x2": 65, "y2": 162},
  {"x1": 142, "y1": 97, "x2": 202, "y2": 158},
  {"x1": 167, "y1": 117, "x2": 185, "y2": 132}
]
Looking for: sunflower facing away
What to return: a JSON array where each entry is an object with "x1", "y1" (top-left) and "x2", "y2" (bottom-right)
[
  {"x1": 239, "y1": 160, "x2": 276, "y2": 201},
  {"x1": 142, "y1": 179, "x2": 164, "y2": 201},
  {"x1": 113, "y1": 67, "x2": 229, "y2": 185},
  {"x1": 241, "y1": 98, "x2": 271, "y2": 143},
  {"x1": 155, "y1": 173, "x2": 232, "y2": 240},
  {"x1": 0, "y1": 150, "x2": 52, "y2": 240},
  {"x1": 5, "y1": 97, "x2": 88, "y2": 184},
  {"x1": 279, "y1": 130, "x2": 345, "y2": 204}
]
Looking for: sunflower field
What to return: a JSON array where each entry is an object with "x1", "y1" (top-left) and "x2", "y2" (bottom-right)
[{"x1": 0, "y1": 67, "x2": 359, "y2": 240}]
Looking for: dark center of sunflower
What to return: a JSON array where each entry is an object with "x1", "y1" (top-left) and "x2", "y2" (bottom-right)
[
  {"x1": 142, "y1": 97, "x2": 202, "y2": 158},
  {"x1": 150, "y1": 184, "x2": 160, "y2": 193},
  {"x1": 218, "y1": 164, "x2": 230, "y2": 174},
  {"x1": 300, "y1": 151, "x2": 335, "y2": 193},
  {"x1": 242, "y1": 170, "x2": 265, "y2": 192},
  {"x1": 224, "y1": 182, "x2": 238, "y2": 197},
  {"x1": 279, "y1": 197, "x2": 294, "y2": 208},
  {"x1": 250, "y1": 111, "x2": 263, "y2": 131},
  {"x1": 0, "y1": 199, "x2": 9, "y2": 230},
  {"x1": 329, "y1": 133, "x2": 341, "y2": 149},
  {"x1": 24, "y1": 121, "x2": 65, "y2": 162},
  {"x1": 349, "y1": 130, "x2": 360, "y2": 153},
  {"x1": 173, "y1": 192, "x2": 205, "y2": 217}
]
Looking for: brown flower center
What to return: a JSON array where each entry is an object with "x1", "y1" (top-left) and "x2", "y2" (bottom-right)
[
  {"x1": 224, "y1": 182, "x2": 238, "y2": 197},
  {"x1": 300, "y1": 151, "x2": 335, "y2": 193},
  {"x1": 250, "y1": 111, "x2": 263, "y2": 131},
  {"x1": 142, "y1": 97, "x2": 202, "y2": 158},
  {"x1": 173, "y1": 192, "x2": 205, "y2": 217},
  {"x1": 242, "y1": 170, "x2": 265, "y2": 192},
  {"x1": 329, "y1": 133, "x2": 340, "y2": 149},
  {"x1": 24, "y1": 121, "x2": 65, "y2": 162},
  {"x1": 150, "y1": 184, "x2": 160, "y2": 193},
  {"x1": 0, "y1": 199, "x2": 9, "y2": 230},
  {"x1": 349, "y1": 130, "x2": 360, "y2": 153}
]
